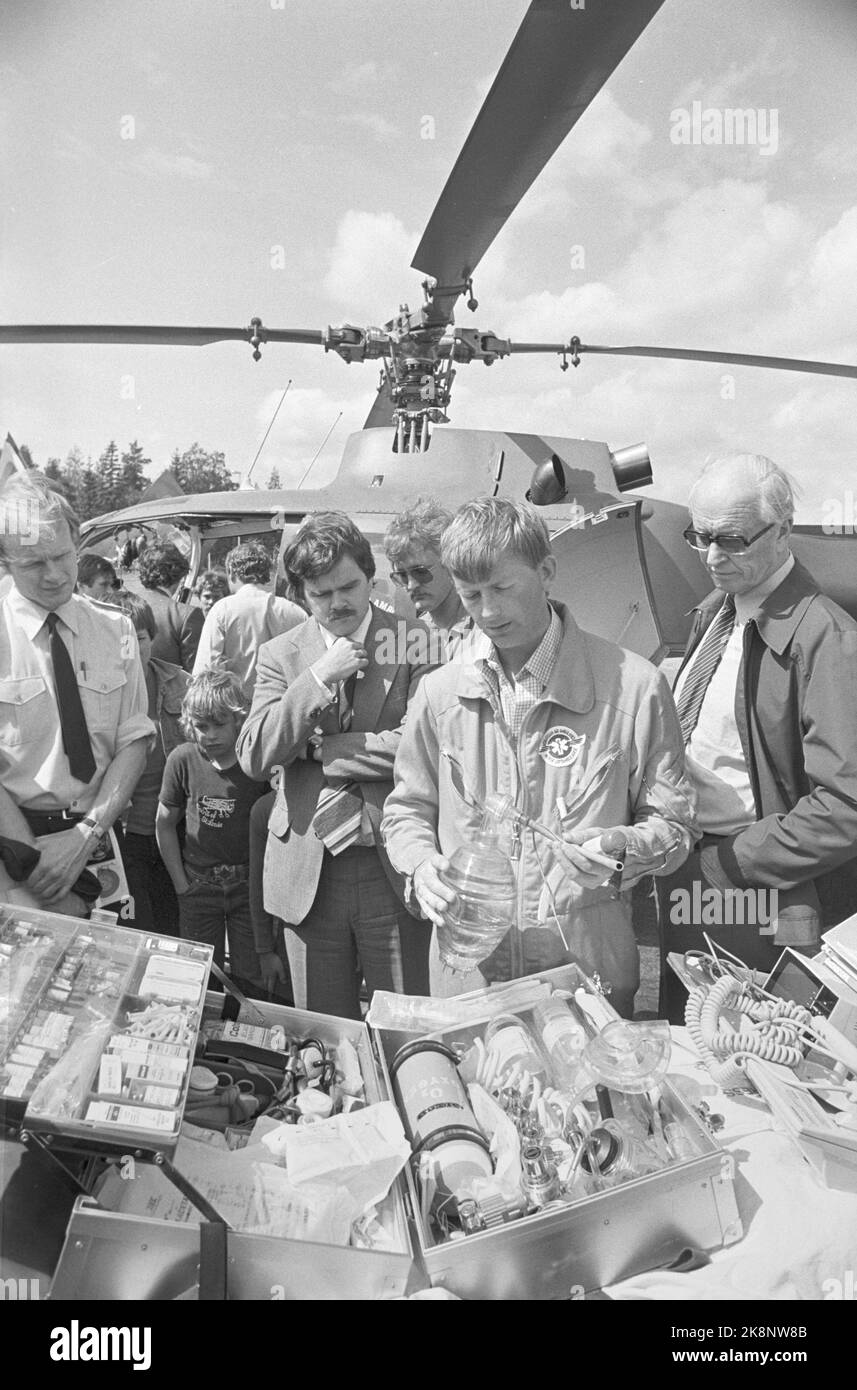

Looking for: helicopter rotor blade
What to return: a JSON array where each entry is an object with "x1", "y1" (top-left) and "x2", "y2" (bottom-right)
[
  {"x1": 412, "y1": 0, "x2": 665, "y2": 324},
  {"x1": 0, "y1": 324, "x2": 325, "y2": 348},
  {"x1": 508, "y1": 339, "x2": 857, "y2": 380}
]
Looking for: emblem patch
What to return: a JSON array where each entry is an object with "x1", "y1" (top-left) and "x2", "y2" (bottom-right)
[{"x1": 539, "y1": 727, "x2": 585, "y2": 767}]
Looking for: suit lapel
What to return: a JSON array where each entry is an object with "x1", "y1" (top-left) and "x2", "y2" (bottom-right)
[
  {"x1": 292, "y1": 617, "x2": 340, "y2": 730},
  {"x1": 352, "y1": 606, "x2": 394, "y2": 731},
  {"x1": 293, "y1": 615, "x2": 327, "y2": 665}
]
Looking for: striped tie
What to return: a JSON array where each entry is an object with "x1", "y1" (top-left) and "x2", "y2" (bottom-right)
[
  {"x1": 311, "y1": 674, "x2": 363, "y2": 853},
  {"x1": 674, "y1": 595, "x2": 736, "y2": 745}
]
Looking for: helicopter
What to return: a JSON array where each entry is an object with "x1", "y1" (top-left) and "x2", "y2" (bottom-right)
[{"x1": 4, "y1": 0, "x2": 857, "y2": 658}]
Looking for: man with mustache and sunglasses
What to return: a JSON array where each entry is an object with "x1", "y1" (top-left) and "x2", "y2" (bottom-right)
[
  {"x1": 238, "y1": 510, "x2": 437, "y2": 1017},
  {"x1": 658, "y1": 452, "x2": 857, "y2": 1021}
]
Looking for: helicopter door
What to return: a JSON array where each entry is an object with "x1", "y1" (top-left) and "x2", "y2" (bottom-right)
[{"x1": 550, "y1": 500, "x2": 664, "y2": 662}]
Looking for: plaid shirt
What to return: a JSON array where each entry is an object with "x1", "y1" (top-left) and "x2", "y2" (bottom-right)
[{"x1": 480, "y1": 606, "x2": 563, "y2": 746}]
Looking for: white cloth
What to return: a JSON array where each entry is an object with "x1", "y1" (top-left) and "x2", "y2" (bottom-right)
[
  {"x1": 605, "y1": 1026, "x2": 857, "y2": 1300},
  {"x1": 675, "y1": 556, "x2": 794, "y2": 835}
]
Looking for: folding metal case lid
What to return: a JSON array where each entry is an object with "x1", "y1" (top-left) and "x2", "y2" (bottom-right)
[
  {"x1": 0, "y1": 903, "x2": 213, "y2": 1159},
  {"x1": 195, "y1": 989, "x2": 416, "y2": 1264},
  {"x1": 48, "y1": 990, "x2": 418, "y2": 1300}
]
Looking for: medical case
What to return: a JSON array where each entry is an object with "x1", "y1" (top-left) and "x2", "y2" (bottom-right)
[
  {"x1": 45, "y1": 958, "x2": 742, "y2": 1300},
  {"x1": 0, "y1": 903, "x2": 213, "y2": 1157}
]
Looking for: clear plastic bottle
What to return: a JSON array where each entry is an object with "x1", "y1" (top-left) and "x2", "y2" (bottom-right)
[
  {"x1": 483, "y1": 1013, "x2": 550, "y2": 1088},
  {"x1": 437, "y1": 796, "x2": 517, "y2": 974},
  {"x1": 531, "y1": 995, "x2": 587, "y2": 1091}
]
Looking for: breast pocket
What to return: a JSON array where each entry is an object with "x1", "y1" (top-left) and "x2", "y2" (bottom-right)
[
  {"x1": 0, "y1": 676, "x2": 50, "y2": 746},
  {"x1": 557, "y1": 744, "x2": 627, "y2": 823},
  {"x1": 78, "y1": 669, "x2": 126, "y2": 733}
]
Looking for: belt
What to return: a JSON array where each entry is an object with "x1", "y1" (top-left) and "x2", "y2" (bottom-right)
[
  {"x1": 187, "y1": 862, "x2": 250, "y2": 886},
  {"x1": 22, "y1": 808, "x2": 86, "y2": 833}
]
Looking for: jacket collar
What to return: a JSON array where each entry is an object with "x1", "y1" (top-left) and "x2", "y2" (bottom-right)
[
  {"x1": 450, "y1": 601, "x2": 595, "y2": 714},
  {"x1": 690, "y1": 556, "x2": 819, "y2": 657},
  {"x1": 749, "y1": 557, "x2": 820, "y2": 655},
  {"x1": 149, "y1": 655, "x2": 184, "y2": 682},
  {"x1": 145, "y1": 658, "x2": 187, "y2": 720}
]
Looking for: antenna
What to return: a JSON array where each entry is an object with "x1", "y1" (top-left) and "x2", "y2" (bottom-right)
[
  {"x1": 246, "y1": 379, "x2": 292, "y2": 485},
  {"x1": 297, "y1": 411, "x2": 342, "y2": 489}
]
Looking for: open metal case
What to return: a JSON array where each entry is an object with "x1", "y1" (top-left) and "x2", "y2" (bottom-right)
[
  {"x1": 45, "y1": 960, "x2": 742, "y2": 1300},
  {"x1": 0, "y1": 904, "x2": 213, "y2": 1158}
]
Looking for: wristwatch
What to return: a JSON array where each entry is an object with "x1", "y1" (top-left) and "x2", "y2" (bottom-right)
[{"x1": 76, "y1": 815, "x2": 105, "y2": 842}]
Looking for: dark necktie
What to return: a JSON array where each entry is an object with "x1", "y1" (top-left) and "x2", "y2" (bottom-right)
[
  {"x1": 44, "y1": 612, "x2": 96, "y2": 783},
  {"x1": 339, "y1": 672, "x2": 358, "y2": 731},
  {"x1": 674, "y1": 595, "x2": 737, "y2": 746}
]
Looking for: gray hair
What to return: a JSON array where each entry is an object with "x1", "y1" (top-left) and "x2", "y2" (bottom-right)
[
  {"x1": 441, "y1": 497, "x2": 551, "y2": 583},
  {"x1": 0, "y1": 473, "x2": 80, "y2": 562},
  {"x1": 384, "y1": 497, "x2": 454, "y2": 563},
  {"x1": 689, "y1": 453, "x2": 797, "y2": 525}
]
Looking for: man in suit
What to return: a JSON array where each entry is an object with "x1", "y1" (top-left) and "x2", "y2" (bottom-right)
[
  {"x1": 237, "y1": 511, "x2": 436, "y2": 1018},
  {"x1": 659, "y1": 452, "x2": 857, "y2": 1021}
]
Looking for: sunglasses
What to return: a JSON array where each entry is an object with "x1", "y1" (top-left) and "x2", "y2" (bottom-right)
[
  {"x1": 389, "y1": 563, "x2": 440, "y2": 587},
  {"x1": 683, "y1": 522, "x2": 774, "y2": 555}
]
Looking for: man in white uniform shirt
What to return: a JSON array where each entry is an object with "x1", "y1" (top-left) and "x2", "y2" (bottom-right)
[
  {"x1": 659, "y1": 453, "x2": 857, "y2": 1021},
  {"x1": 0, "y1": 474, "x2": 154, "y2": 916}
]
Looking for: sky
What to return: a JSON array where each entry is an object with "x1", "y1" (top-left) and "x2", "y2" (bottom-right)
[{"x1": 2, "y1": 0, "x2": 857, "y2": 519}]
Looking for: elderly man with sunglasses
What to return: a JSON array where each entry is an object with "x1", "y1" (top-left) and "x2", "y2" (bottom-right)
[{"x1": 658, "y1": 452, "x2": 857, "y2": 1021}]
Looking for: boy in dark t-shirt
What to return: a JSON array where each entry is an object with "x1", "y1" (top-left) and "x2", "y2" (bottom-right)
[{"x1": 157, "y1": 668, "x2": 267, "y2": 995}]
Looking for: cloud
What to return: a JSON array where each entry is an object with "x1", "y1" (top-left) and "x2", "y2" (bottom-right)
[
  {"x1": 136, "y1": 147, "x2": 213, "y2": 181},
  {"x1": 327, "y1": 60, "x2": 398, "y2": 96},
  {"x1": 55, "y1": 129, "x2": 101, "y2": 165},
  {"x1": 135, "y1": 50, "x2": 171, "y2": 88},
  {"x1": 799, "y1": 206, "x2": 857, "y2": 342},
  {"x1": 322, "y1": 210, "x2": 421, "y2": 319},
  {"x1": 815, "y1": 139, "x2": 857, "y2": 178},
  {"x1": 487, "y1": 179, "x2": 804, "y2": 344},
  {"x1": 506, "y1": 91, "x2": 654, "y2": 226},
  {"x1": 338, "y1": 112, "x2": 399, "y2": 143},
  {"x1": 671, "y1": 43, "x2": 796, "y2": 111}
]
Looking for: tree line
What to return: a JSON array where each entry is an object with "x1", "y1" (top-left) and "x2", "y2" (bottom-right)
[{"x1": 14, "y1": 441, "x2": 286, "y2": 522}]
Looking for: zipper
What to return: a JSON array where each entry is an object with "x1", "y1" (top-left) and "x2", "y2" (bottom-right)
[
  {"x1": 557, "y1": 747, "x2": 623, "y2": 820},
  {"x1": 509, "y1": 700, "x2": 542, "y2": 979}
]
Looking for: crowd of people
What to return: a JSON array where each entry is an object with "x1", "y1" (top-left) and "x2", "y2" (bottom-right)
[{"x1": 1, "y1": 454, "x2": 856, "y2": 1024}]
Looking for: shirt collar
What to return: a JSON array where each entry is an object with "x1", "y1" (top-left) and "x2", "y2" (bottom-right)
[
  {"x1": 317, "y1": 605, "x2": 373, "y2": 650},
  {"x1": 734, "y1": 553, "x2": 795, "y2": 622},
  {"x1": 6, "y1": 586, "x2": 81, "y2": 638},
  {"x1": 482, "y1": 604, "x2": 562, "y2": 689}
]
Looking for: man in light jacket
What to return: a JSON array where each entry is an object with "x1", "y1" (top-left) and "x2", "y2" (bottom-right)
[{"x1": 382, "y1": 497, "x2": 697, "y2": 1016}]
